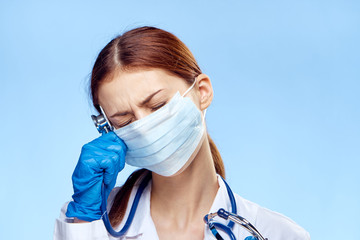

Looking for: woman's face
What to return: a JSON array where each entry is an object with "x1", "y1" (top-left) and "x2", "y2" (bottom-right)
[{"x1": 97, "y1": 68, "x2": 200, "y2": 129}]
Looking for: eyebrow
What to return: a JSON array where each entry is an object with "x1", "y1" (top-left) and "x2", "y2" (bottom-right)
[
  {"x1": 109, "y1": 89, "x2": 163, "y2": 118},
  {"x1": 140, "y1": 89, "x2": 163, "y2": 106}
]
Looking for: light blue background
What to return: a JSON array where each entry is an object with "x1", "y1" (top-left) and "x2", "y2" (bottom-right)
[{"x1": 1, "y1": 1, "x2": 359, "y2": 239}]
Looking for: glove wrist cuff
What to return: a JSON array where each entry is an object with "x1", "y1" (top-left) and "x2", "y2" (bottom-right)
[{"x1": 65, "y1": 201, "x2": 102, "y2": 222}]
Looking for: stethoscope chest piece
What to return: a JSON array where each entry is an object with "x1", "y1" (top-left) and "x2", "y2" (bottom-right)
[{"x1": 204, "y1": 178, "x2": 268, "y2": 240}]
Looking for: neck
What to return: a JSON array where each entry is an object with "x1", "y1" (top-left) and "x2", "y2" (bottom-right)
[{"x1": 150, "y1": 135, "x2": 219, "y2": 229}]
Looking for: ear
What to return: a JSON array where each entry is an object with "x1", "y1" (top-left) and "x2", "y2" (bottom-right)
[{"x1": 196, "y1": 73, "x2": 213, "y2": 111}]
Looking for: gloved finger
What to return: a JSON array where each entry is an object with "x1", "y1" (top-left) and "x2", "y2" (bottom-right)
[
  {"x1": 105, "y1": 131, "x2": 127, "y2": 148},
  {"x1": 81, "y1": 134, "x2": 126, "y2": 161},
  {"x1": 93, "y1": 132, "x2": 127, "y2": 154},
  {"x1": 102, "y1": 153, "x2": 124, "y2": 185}
]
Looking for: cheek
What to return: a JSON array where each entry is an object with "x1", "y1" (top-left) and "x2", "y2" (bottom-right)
[{"x1": 187, "y1": 92, "x2": 202, "y2": 110}]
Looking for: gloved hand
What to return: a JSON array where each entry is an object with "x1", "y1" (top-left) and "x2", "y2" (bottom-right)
[{"x1": 66, "y1": 132, "x2": 127, "y2": 222}]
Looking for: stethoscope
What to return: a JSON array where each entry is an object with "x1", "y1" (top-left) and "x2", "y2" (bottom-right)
[{"x1": 92, "y1": 113, "x2": 268, "y2": 240}]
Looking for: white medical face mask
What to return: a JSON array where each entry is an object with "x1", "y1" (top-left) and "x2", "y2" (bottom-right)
[{"x1": 114, "y1": 80, "x2": 205, "y2": 176}]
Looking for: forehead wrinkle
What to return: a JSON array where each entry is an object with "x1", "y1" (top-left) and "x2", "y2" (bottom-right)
[
  {"x1": 137, "y1": 89, "x2": 164, "y2": 107},
  {"x1": 100, "y1": 68, "x2": 179, "y2": 115}
]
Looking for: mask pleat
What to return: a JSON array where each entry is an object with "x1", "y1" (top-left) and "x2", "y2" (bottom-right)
[{"x1": 114, "y1": 80, "x2": 206, "y2": 176}]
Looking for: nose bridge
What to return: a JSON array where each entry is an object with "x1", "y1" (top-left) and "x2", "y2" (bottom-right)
[{"x1": 132, "y1": 105, "x2": 152, "y2": 121}]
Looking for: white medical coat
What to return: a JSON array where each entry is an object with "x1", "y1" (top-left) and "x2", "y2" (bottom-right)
[{"x1": 54, "y1": 175, "x2": 310, "y2": 239}]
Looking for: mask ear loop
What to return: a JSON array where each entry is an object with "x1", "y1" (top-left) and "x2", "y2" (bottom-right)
[
  {"x1": 182, "y1": 77, "x2": 208, "y2": 119},
  {"x1": 182, "y1": 77, "x2": 197, "y2": 97}
]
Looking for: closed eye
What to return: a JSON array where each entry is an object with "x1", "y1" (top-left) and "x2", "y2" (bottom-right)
[
  {"x1": 115, "y1": 118, "x2": 133, "y2": 129},
  {"x1": 151, "y1": 102, "x2": 166, "y2": 111}
]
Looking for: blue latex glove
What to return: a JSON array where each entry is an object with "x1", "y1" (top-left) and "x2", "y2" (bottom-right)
[{"x1": 66, "y1": 132, "x2": 127, "y2": 222}]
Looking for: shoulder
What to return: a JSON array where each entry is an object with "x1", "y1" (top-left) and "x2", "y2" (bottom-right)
[{"x1": 234, "y1": 194, "x2": 310, "y2": 240}]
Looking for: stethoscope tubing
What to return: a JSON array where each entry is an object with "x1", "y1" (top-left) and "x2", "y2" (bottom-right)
[
  {"x1": 203, "y1": 176, "x2": 237, "y2": 240},
  {"x1": 100, "y1": 172, "x2": 152, "y2": 237},
  {"x1": 100, "y1": 173, "x2": 265, "y2": 240}
]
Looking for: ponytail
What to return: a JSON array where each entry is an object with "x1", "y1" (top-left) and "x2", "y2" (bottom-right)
[{"x1": 207, "y1": 133, "x2": 225, "y2": 178}]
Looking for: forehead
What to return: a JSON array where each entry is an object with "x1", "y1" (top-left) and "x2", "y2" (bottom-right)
[{"x1": 97, "y1": 68, "x2": 188, "y2": 107}]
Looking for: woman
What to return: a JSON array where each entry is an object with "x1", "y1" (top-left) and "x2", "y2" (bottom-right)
[{"x1": 54, "y1": 26, "x2": 310, "y2": 240}]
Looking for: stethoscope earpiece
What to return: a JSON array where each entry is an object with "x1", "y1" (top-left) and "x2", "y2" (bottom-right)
[
  {"x1": 91, "y1": 105, "x2": 114, "y2": 135},
  {"x1": 91, "y1": 114, "x2": 112, "y2": 134}
]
